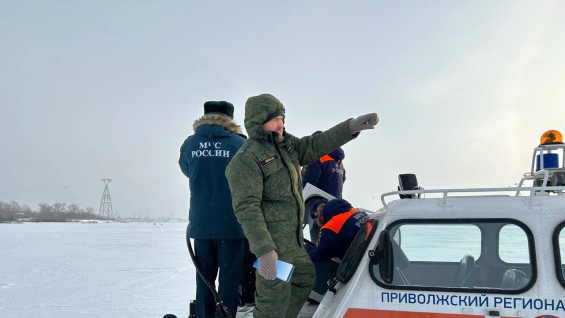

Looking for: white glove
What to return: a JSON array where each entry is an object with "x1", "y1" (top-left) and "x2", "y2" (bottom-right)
[
  {"x1": 348, "y1": 113, "x2": 379, "y2": 134},
  {"x1": 257, "y1": 250, "x2": 278, "y2": 280}
]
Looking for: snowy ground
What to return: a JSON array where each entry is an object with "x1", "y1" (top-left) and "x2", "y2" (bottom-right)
[{"x1": 0, "y1": 222, "x2": 194, "y2": 318}]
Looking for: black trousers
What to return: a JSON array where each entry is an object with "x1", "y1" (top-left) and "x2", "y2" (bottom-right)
[{"x1": 193, "y1": 238, "x2": 244, "y2": 318}]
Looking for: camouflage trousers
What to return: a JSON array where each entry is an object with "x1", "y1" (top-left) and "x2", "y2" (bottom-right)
[{"x1": 253, "y1": 247, "x2": 315, "y2": 318}]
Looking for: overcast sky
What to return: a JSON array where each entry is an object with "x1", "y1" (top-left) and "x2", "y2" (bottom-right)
[{"x1": 1, "y1": 1, "x2": 564, "y2": 218}]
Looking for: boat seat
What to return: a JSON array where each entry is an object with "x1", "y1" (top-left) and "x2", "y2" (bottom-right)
[
  {"x1": 452, "y1": 254, "x2": 479, "y2": 287},
  {"x1": 500, "y1": 269, "x2": 528, "y2": 290}
]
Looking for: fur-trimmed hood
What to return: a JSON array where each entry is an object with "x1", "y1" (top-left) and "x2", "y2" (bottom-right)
[{"x1": 193, "y1": 114, "x2": 244, "y2": 136}]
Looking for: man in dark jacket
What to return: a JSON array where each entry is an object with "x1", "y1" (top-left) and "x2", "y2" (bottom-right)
[
  {"x1": 302, "y1": 131, "x2": 346, "y2": 199},
  {"x1": 225, "y1": 93, "x2": 378, "y2": 317},
  {"x1": 305, "y1": 198, "x2": 369, "y2": 262},
  {"x1": 178, "y1": 101, "x2": 246, "y2": 318},
  {"x1": 302, "y1": 131, "x2": 346, "y2": 243},
  {"x1": 304, "y1": 198, "x2": 369, "y2": 301}
]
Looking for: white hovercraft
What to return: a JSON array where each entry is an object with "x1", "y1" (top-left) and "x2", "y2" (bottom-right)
[{"x1": 240, "y1": 130, "x2": 565, "y2": 318}]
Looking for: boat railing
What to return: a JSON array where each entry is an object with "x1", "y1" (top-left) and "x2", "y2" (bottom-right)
[
  {"x1": 381, "y1": 132, "x2": 565, "y2": 209},
  {"x1": 381, "y1": 185, "x2": 565, "y2": 209},
  {"x1": 515, "y1": 142, "x2": 565, "y2": 190}
]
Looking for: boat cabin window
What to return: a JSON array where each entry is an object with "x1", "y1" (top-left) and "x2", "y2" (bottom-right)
[
  {"x1": 555, "y1": 221, "x2": 565, "y2": 288},
  {"x1": 396, "y1": 224, "x2": 481, "y2": 262},
  {"x1": 499, "y1": 224, "x2": 530, "y2": 263},
  {"x1": 369, "y1": 219, "x2": 535, "y2": 293}
]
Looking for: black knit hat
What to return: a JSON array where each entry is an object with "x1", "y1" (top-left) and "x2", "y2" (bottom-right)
[
  {"x1": 263, "y1": 109, "x2": 285, "y2": 124},
  {"x1": 204, "y1": 101, "x2": 234, "y2": 118}
]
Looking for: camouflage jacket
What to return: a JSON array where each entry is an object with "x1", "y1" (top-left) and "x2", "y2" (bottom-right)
[{"x1": 225, "y1": 94, "x2": 356, "y2": 257}]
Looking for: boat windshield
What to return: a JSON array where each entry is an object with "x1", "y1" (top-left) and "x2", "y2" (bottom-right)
[{"x1": 369, "y1": 219, "x2": 535, "y2": 293}]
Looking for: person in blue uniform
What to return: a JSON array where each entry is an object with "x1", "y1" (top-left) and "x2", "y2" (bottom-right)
[
  {"x1": 178, "y1": 101, "x2": 246, "y2": 318},
  {"x1": 305, "y1": 198, "x2": 369, "y2": 302},
  {"x1": 302, "y1": 131, "x2": 346, "y2": 244},
  {"x1": 302, "y1": 131, "x2": 346, "y2": 199}
]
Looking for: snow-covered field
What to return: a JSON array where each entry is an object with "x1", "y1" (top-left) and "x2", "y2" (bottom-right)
[{"x1": 0, "y1": 222, "x2": 194, "y2": 318}]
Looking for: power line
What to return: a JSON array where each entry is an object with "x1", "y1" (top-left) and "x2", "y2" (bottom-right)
[
  {"x1": 99, "y1": 179, "x2": 114, "y2": 219},
  {"x1": 0, "y1": 180, "x2": 101, "y2": 195},
  {"x1": 112, "y1": 178, "x2": 186, "y2": 190}
]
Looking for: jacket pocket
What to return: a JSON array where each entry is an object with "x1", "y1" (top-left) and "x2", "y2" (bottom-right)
[
  {"x1": 261, "y1": 156, "x2": 285, "y2": 178},
  {"x1": 261, "y1": 158, "x2": 291, "y2": 198}
]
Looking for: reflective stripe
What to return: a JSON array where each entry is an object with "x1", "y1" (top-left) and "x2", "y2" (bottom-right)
[
  {"x1": 320, "y1": 154, "x2": 344, "y2": 168},
  {"x1": 319, "y1": 155, "x2": 335, "y2": 163},
  {"x1": 364, "y1": 222, "x2": 373, "y2": 240},
  {"x1": 321, "y1": 209, "x2": 360, "y2": 234}
]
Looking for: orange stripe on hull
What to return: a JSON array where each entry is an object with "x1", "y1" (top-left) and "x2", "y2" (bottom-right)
[{"x1": 344, "y1": 308, "x2": 496, "y2": 318}]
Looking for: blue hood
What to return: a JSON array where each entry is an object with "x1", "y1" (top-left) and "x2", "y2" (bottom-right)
[
  {"x1": 322, "y1": 198, "x2": 352, "y2": 222},
  {"x1": 328, "y1": 147, "x2": 345, "y2": 161}
]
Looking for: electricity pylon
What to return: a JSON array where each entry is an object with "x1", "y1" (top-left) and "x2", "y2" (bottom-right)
[{"x1": 99, "y1": 179, "x2": 113, "y2": 218}]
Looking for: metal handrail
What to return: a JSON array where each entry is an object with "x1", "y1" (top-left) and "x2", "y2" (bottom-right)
[{"x1": 381, "y1": 186, "x2": 565, "y2": 208}]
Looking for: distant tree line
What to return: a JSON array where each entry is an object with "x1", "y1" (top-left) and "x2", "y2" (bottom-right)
[{"x1": 0, "y1": 201, "x2": 108, "y2": 223}]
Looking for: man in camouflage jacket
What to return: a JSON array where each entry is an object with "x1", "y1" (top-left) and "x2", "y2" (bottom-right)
[{"x1": 225, "y1": 93, "x2": 378, "y2": 317}]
